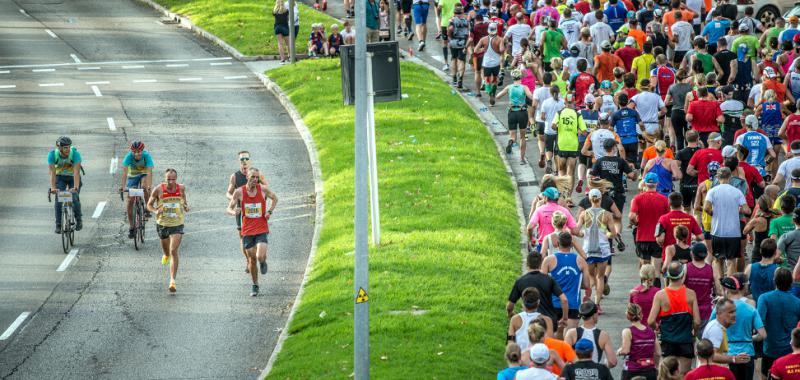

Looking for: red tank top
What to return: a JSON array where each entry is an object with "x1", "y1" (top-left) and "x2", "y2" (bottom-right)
[
  {"x1": 658, "y1": 286, "x2": 692, "y2": 317},
  {"x1": 240, "y1": 185, "x2": 269, "y2": 236},
  {"x1": 161, "y1": 183, "x2": 181, "y2": 198}
]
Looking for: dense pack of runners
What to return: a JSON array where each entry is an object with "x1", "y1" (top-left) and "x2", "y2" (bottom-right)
[{"x1": 420, "y1": 0, "x2": 800, "y2": 378}]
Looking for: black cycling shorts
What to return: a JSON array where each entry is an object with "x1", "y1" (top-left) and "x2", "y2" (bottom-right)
[
  {"x1": 636, "y1": 241, "x2": 662, "y2": 260},
  {"x1": 711, "y1": 235, "x2": 741, "y2": 260},
  {"x1": 157, "y1": 224, "x2": 184, "y2": 240},
  {"x1": 508, "y1": 109, "x2": 527, "y2": 131}
]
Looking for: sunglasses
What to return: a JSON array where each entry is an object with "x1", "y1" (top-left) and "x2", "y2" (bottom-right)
[{"x1": 239, "y1": 157, "x2": 250, "y2": 162}]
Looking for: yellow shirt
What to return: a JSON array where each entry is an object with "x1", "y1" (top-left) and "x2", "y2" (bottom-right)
[
  {"x1": 631, "y1": 53, "x2": 655, "y2": 89},
  {"x1": 156, "y1": 184, "x2": 185, "y2": 227}
]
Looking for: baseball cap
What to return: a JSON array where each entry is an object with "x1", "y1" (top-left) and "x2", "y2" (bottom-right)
[
  {"x1": 567, "y1": 0, "x2": 575, "y2": 6},
  {"x1": 739, "y1": 23, "x2": 749, "y2": 32},
  {"x1": 488, "y1": 22, "x2": 498, "y2": 35},
  {"x1": 542, "y1": 187, "x2": 560, "y2": 200},
  {"x1": 530, "y1": 343, "x2": 550, "y2": 364},
  {"x1": 601, "y1": 40, "x2": 612, "y2": 50},
  {"x1": 589, "y1": 188, "x2": 602, "y2": 199},
  {"x1": 599, "y1": 112, "x2": 610, "y2": 124},
  {"x1": 691, "y1": 242, "x2": 708, "y2": 259},
  {"x1": 603, "y1": 138, "x2": 617, "y2": 150},
  {"x1": 584, "y1": 93, "x2": 596, "y2": 104},
  {"x1": 537, "y1": 0, "x2": 545, "y2": 7},
  {"x1": 627, "y1": 10, "x2": 635, "y2": 19},
  {"x1": 722, "y1": 145, "x2": 737, "y2": 158},
  {"x1": 765, "y1": 66, "x2": 777, "y2": 78},
  {"x1": 600, "y1": 80, "x2": 612, "y2": 89},
  {"x1": 625, "y1": 36, "x2": 636, "y2": 46},
  {"x1": 574, "y1": 339, "x2": 594, "y2": 353},
  {"x1": 708, "y1": 132, "x2": 723, "y2": 142},
  {"x1": 644, "y1": 172, "x2": 659, "y2": 185},
  {"x1": 745, "y1": 114, "x2": 759, "y2": 128},
  {"x1": 791, "y1": 15, "x2": 799, "y2": 23},
  {"x1": 654, "y1": 8, "x2": 662, "y2": 16}
]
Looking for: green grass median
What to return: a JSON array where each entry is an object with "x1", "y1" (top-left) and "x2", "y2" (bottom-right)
[
  {"x1": 266, "y1": 59, "x2": 521, "y2": 378},
  {"x1": 155, "y1": 0, "x2": 339, "y2": 56}
]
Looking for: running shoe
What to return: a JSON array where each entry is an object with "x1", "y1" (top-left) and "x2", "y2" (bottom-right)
[
  {"x1": 520, "y1": 157, "x2": 528, "y2": 165},
  {"x1": 443, "y1": 63, "x2": 450, "y2": 71},
  {"x1": 575, "y1": 179, "x2": 583, "y2": 194},
  {"x1": 418, "y1": 41, "x2": 425, "y2": 51},
  {"x1": 538, "y1": 154, "x2": 545, "y2": 168},
  {"x1": 128, "y1": 229, "x2": 135, "y2": 239},
  {"x1": 55, "y1": 225, "x2": 61, "y2": 234},
  {"x1": 489, "y1": 90, "x2": 495, "y2": 106},
  {"x1": 545, "y1": 161, "x2": 553, "y2": 174},
  {"x1": 615, "y1": 235, "x2": 626, "y2": 252},
  {"x1": 597, "y1": 304, "x2": 604, "y2": 315},
  {"x1": 251, "y1": 284, "x2": 259, "y2": 297},
  {"x1": 162, "y1": 255, "x2": 169, "y2": 265},
  {"x1": 169, "y1": 280, "x2": 176, "y2": 293},
  {"x1": 457, "y1": 77, "x2": 463, "y2": 89},
  {"x1": 407, "y1": 32, "x2": 413, "y2": 41},
  {"x1": 506, "y1": 139, "x2": 513, "y2": 154},
  {"x1": 452, "y1": 75, "x2": 457, "y2": 85},
  {"x1": 603, "y1": 280, "x2": 610, "y2": 296},
  {"x1": 259, "y1": 261, "x2": 268, "y2": 275},
  {"x1": 75, "y1": 220, "x2": 83, "y2": 231}
]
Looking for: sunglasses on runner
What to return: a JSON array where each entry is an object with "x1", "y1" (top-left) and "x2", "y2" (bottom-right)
[{"x1": 239, "y1": 157, "x2": 250, "y2": 162}]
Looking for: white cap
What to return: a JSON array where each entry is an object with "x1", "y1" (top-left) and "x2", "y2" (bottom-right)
[
  {"x1": 537, "y1": 0, "x2": 545, "y2": 7},
  {"x1": 722, "y1": 145, "x2": 737, "y2": 158},
  {"x1": 625, "y1": 36, "x2": 636, "y2": 46},
  {"x1": 584, "y1": 93, "x2": 596, "y2": 104},
  {"x1": 530, "y1": 343, "x2": 550, "y2": 364},
  {"x1": 566, "y1": 0, "x2": 575, "y2": 5},
  {"x1": 745, "y1": 114, "x2": 759, "y2": 129},
  {"x1": 589, "y1": 188, "x2": 602, "y2": 198},
  {"x1": 739, "y1": 23, "x2": 749, "y2": 31}
]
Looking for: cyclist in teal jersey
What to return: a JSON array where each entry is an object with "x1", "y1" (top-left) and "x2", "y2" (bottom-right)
[
  {"x1": 48, "y1": 136, "x2": 83, "y2": 233},
  {"x1": 120, "y1": 141, "x2": 154, "y2": 238}
]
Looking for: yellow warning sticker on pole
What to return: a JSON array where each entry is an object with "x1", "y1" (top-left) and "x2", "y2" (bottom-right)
[{"x1": 356, "y1": 287, "x2": 369, "y2": 303}]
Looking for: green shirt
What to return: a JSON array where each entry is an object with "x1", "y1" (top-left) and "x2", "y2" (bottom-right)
[
  {"x1": 439, "y1": 0, "x2": 458, "y2": 27},
  {"x1": 695, "y1": 52, "x2": 714, "y2": 75},
  {"x1": 732, "y1": 35, "x2": 759, "y2": 60},
  {"x1": 543, "y1": 29, "x2": 564, "y2": 62},
  {"x1": 555, "y1": 108, "x2": 587, "y2": 151},
  {"x1": 770, "y1": 214, "x2": 795, "y2": 240},
  {"x1": 765, "y1": 27, "x2": 784, "y2": 47}
]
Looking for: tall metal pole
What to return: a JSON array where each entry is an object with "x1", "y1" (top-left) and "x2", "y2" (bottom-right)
[
  {"x1": 366, "y1": 53, "x2": 381, "y2": 246},
  {"x1": 288, "y1": 0, "x2": 296, "y2": 63},
  {"x1": 389, "y1": 4, "x2": 396, "y2": 41},
  {"x1": 354, "y1": 0, "x2": 370, "y2": 375}
]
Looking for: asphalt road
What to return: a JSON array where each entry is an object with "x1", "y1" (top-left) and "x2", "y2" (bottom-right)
[{"x1": 0, "y1": 1, "x2": 315, "y2": 379}]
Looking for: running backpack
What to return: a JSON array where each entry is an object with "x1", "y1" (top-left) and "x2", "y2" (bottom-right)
[{"x1": 449, "y1": 17, "x2": 469, "y2": 49}]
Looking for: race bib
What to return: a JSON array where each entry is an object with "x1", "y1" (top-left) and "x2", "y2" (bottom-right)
[
  {"x1": 129, "y1": 188, "x2": 144, "y2": 197},
  {"x1": 244, "y1": 203, "x2": 262, "y2": 218},
  {"x1": 163, "y1": 202, "x2": 180, "y2": 218},
  {"x1": 57, "y1": 191, "x2": 73, "y2": 203}
]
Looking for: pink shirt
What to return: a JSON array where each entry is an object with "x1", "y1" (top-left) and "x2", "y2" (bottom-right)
[
  {"x1": 528, "y1": 202, "x2": 576, "y2": 244},
  {"x1": 629, "y1": 284, "x2": 661, "y2": 325}
]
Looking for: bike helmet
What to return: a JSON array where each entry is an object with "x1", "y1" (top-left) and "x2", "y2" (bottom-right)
[
  {"x1": 56, "y1": 136, "x2": 72, "y2": 147},
  {"x1": 130, "y1": 140, "x2": 145, "y2": 152}
]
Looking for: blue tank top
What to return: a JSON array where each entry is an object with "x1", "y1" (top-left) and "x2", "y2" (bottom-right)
[
  {"x1": 580, "y1": 109, "x2": 599, "y2": 145},
  {"x1": 750, "y1": 262, "x2": 778, "y2": 303},
  {"x1": 734, "y1": 60, "x2": 753, "y2": 90},
  {"x1": 612, "y1": 108, "x2": 639, "y2": 145},
  {"x1": 761, "y1": 101, "x2": 783, "y2": 128},
  {"x1": 509, "y1": 84, "x2": 526, "y2": 108},
  {"x1": 647, "y1": 158, "x2": 674, "y2": 197},
  {"x1": 739, "y1": 131, "x2": 770, "y2": 168},
  {"x1": 550, "y1": 252, "x2": 582, "y2": 310}
]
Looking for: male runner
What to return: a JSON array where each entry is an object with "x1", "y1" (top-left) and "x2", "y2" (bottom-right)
[
  {"x1": 48, "y1": 136, "x2": 83, "y2": 233},
  {"x1": 120, "y1": 141, "x2": 154, "y2": 239},
  {"x1": 226, "y1": 151, "x2": 267, "y2": 273},
  {"x1": 147, "y1": 168, "x2": 188, "y2": 293},
  {"x1": 227, "y1": 167, "x2": 279, "y2": 297}
]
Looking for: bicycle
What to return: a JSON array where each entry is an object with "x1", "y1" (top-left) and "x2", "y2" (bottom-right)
[
  {"x1": 49, "y1": 189, "x2": 76, "y2": 253},
  {"x1": 121, "y1": 188, "x2": 146, "y2": 250}
]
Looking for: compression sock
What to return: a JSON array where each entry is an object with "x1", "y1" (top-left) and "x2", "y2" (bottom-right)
[
  {"x1": 405, "y1": 17, "x2": 412, "y2": 33},
  {"x1": 442, "y1": 46, "x2": 449, "y2": 62}
]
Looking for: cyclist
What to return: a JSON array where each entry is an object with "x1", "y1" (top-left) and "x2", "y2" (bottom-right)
[
  {"x1": 120, "y1": 141, "x2": 154, "y2": 239},
  {"x1": 227, "y1": 167, "x2": 278, "y2": 297},
  {"x1": 147, "y1": 168, "x2": 188, "y2": 293},
  {"x1": 226, "y1": 151, "x2": 267, "y2": 273},
  {"x1": 48, "y1": 136, "x2": 83, "y2": 233}
]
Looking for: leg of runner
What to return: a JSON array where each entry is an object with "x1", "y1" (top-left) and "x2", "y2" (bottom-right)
[
  {"x1": 168, "y1": 233, "x2": 182, "y2": 292},
  {"x1": 565, "y1": 156, "x2": 577, "y2": 196},
  {"x1": 240, "y1": 232, "x2": 250, "y2": 273},
  {"x1": 256, "y1": 241, "x2": 269, "y2": 275},
  {"x1": 519, "y1": 127, "x2": 527, "y2": 163},
  {"x1": 593, "y1": 262, "x2": 606, "y2": 311}
]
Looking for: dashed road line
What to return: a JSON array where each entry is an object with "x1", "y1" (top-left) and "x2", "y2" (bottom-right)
[
  {"x1": 178, "y1": 77, "x2": 202, "y2": 81},
  {"x1": 92, "y1": 202, "x2": 107, "y2": 219},
  {"x1": 39, "y1": 83, "x2": 64, "y2": 87},
  {"x1": 106, "y1": 117, "x2": 116, "y2": 131},
  {"x1": 91, "y1": 85, "x2": 102, "y2": 97},
  {"x1": 166, "y1": 63, "x2": 189, "y2": 67},
  {"x1": 70, "y1": 54, "x2": 82, "y2": 63},
  {"x1": 77, "y1": 67, "x2": 101, "y2": 71},
  {"x1": 0, "y1": 70, "x2": 9, "y2": 74},
  {"x1": 224, "y1": 75, "x2": 247, "y2": 80},
  {"x1": 210, "y1": 62, "x2": 232, "y2": 66},
  {"x1": 109, "y1": 156, "x2": 118, "y2": 174},
  {"x1": 0, "y1": 85, "x2": 16, "y2": 89},
  {"x1": 56, "y1": 249, "x2": 79, "y2": 272},
  {"x1": 122, "y1": 65, "x2": 145, "y2": 69},
  {"x1": 32, "y1": 68, "x2": 55, "y2": 72},
  {"x1": 85, "y1": 81, "x2": 109, "y2": 85},
  {"x1": 19, "y1": 9, "x2": 31, "y2": 18},
  {"x1": 0, "y1": 57, "x2": 231, "y2": 69},
  {"x1": 132, "y1": 79, "x2": 156, "y2": 83},
  {"x1": 44, "y1": 29, "x2": 57, "y2": 38},
  {"x1": 0, "y1": 312, "x2": 31, "y2": 341}
]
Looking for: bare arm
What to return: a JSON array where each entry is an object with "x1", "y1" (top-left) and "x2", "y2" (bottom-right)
[
  {"x1": 602, "y1": 331, "x2": 618, "y2": 368},
  {"x1": 226, "y1": 173, "x2": 237, "y2": 200},
  {"x1": 146, "y1": 186, "x2": 161, "y2": 214},
  {"x1": 226, "y1": 188, "x2": 242, "y2": 216},
  {"x1": 617, "y1": 328, "x2": 632, "y2": 356}
]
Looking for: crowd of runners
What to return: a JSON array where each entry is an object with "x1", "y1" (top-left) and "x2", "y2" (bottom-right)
[{"x1": 389, "y1": 0, "x2": 800, "y2": 378}]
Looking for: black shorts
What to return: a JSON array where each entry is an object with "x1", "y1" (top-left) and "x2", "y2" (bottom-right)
[
  {"x1": 558, "y1": 150, "x2": 579, "y2": 158},
  {"x1": 712, "y1": 235, "x2": 741, "y2": 260},
  {"x1": 483, "y1": 65, "x2": 500, "y2": 78},
  {"x1": 242, "y1": 233, "x2": 269, "y2": 249},
  {"x1": 661, "y1": 341, "x2": 695, "y2": 358},
  {"x1": 623, "y1": 142, "x2": 639, "y2": 167},
  {"x1": 545, "y1": 134, "x2": 558, "y2": 152},
  {"x1": 449, "y1": 46, "x2": 466, "y2": 61},
  {"x1": 636, "y1": 241, "x2": 662, "y2": 259},
  {"x1": 579, "y1": 153, "x2": 592, "y2": 167},
  {"x1": 401, "y1": 0, "x2": 412, "y2": 13},
  {"x1": 680, "y1": 183, "x2": 697, "y2": 208},
  {"x1": 612, "y1": 192, "x2": 626, "y2": 213},
  {"x1": 157, "y1": 224, "x2": 184, "y2": 240},
  {"x1": 536, "y1": 121, "x2": 545, "y2": 135},
  {"x1": 508, "y1": 109, "x2": 527, "y2": 131},
  {"x1": 555, "y1": 308, "x2": 580, "y2": 320},
  {"x1": 440, "y1": 26, "x2": 449, "y2": 41},
  {"x1": 274, "y1": 25, "x2": 289, "y2": 36}
]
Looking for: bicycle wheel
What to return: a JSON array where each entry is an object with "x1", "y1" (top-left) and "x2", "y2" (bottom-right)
[
  {"x1": 67, "y1": 207, "x2": 75, "y2": 245},
  {"x1": 133, "y1": 202, "x2": 141, "y2": 251},
  {"x1": 61, "y1": 207, "x2": 70, "y2": 253},
  {"x1": 137, "y1": 200, "x2": 146, "y2": 245}
]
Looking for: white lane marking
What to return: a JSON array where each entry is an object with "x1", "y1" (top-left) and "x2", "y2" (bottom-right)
[
  {"x1": 122, "y1": 65, "x2": 145, "y2": 69},
  {"x1": 38, "y1": 83, "x2": 64, "y2": 87},
  {"x1": 85, "y1": 81, "x2": 109, "y2": 85},
  {"x1": 70, "y1": 54, "x2": 81, "y2": 63},
  {"x1": 0, "y1": 312, "x2": 31, "y2": 341},
  {"x1": 0, "y1": 70, "x2": 9, "y2": 74},
  {"x1": 132, "y1": 79, "x2": 156, "y2": 83},
  {"x1": 44, "y1": 29, "x2": 57, "y2": 38},
  {"x1": 0, "y1": 85, "x2": 16, "y2": 89},
  {"x1": 429, "y1": 55, "x2": 445, "y2": 63},
  {"x1": 178, "y1": 77, "x2": 202, "y2": 81},
  {"x1": 0, "y1": 57, "x2": 231, "y2": 69},
  {"x1": 224, "y1": 75, "x2": 247, "y2": 80},
  {"x1": 210, "y1": 62, "x2": 232, "y2": 66},
  {"x1": 166, "y1": 64, "x2": 189, "y2": 67},
  {"x1": 19, "y1": 9, "x2": 31, "y2": 18},
  {"x1": 91, "y1": 85, "x2": 102, "y2": 97},
  {"x1": 56, "y1": 249, "x2": 79, "y2": 272},
  {"x1": 92, "y1": 202, "x2": 107, "y2": 219},
  {"x1": 77, "y1": 67, "x2": 100, "y2": 71},
  {"x1": 109, "y1": 156, "x2": 118, "y2": 174},
  {"x1": 106, "y1": 117, "x2": 116, "y2": 131},
  {"x1": 32, "y1": 68, "x2": 55, "y2": 72}
]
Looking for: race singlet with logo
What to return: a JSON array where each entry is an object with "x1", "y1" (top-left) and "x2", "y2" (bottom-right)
[{"x1": 157, "y1": 183, "x2": 184, "y2": 227}]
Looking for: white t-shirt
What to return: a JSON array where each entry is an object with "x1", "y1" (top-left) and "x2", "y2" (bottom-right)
[
  {"x1": 533, "y1": 86, "x2": 553, "y2": 122},
  {"x1": 563, "y1": 56, "x2": 579, "y2": 77},
  {"x1": 749, "y1": 84, "x2": 762, "y2": 106},
  {"x1": 532, "y1": 25, "x2": 547, "y2": 47},
  {"x1": 589, "y1": 128, "x2": 617, "y2": 160},
  {"x1": 541, "y1": 97, "x2": 566, "y2": 135},
  {"x1": 573, "y1": 40, "x2": 595, "y2": 68},
  {"x1": 516, "y1": 367, "x2": 558, "y2": 380},
  {"x1": 632, "y1": 91, "x2": 665, "y2": 123},
  {"x1": 582, "y1": 11, "x2": 605, "y2": 27},
  {"x1": 590, "y1": 22, "x2": 614, "y2": 52},
  {"x1": 685, "y1": 0, "x2": 702, "y2": 25},
  {"x1": 706, "y1": 183, "x2": 746, "y2": 237},
  {"x1": 507, "y1": 23, "x2": 532, "y2": 56},
  {"x1": 560, "y1": 18, "x2": 582, "y2": 46},
  {"x1": 778, "y1": 157, "x2": 800, "y2": 189},
  {"x1": 702, "y1": 319, "x2": 728, "y2": 355},
  {"x1": 671, "y1": 21, "x2": 694, "y2": 51}
]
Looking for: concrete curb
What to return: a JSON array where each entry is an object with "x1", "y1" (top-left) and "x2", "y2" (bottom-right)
[
  {"x1": 400, "y1": 52, "x2": 531, "y2": 268},
  {"x1": 255, "y1": 72, "x2": 325, "y2": 379}
]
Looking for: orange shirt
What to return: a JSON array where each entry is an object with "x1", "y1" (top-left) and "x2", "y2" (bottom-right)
[
  {"x1": 662, "y1": 9, "x2": 695, "y2": 38},
  {"x1": 628, "y1": 28, "x2": 646, "y2": 50},
  {"x1": 594, "y1": 53, "x2": 625, "y2": 82},
  {"x1": 642, "y1": 146, "x2": 674, "y2": 162},
  {"x1": 763, "y1": 79, "x2": 788, "y2": 103},
  {"x1": 544, "y1": 337, "x2": 577, "y2": 376}
]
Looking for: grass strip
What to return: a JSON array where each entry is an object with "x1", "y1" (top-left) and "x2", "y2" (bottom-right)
[
  {"x1": 154, "y1": 0, "x2": 339, "y2": 56},
  {"x1": 265, "y1": 59, "x2": 521, "y2": 378}
]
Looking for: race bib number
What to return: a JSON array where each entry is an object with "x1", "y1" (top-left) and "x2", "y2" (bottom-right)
[
  {"x1": 57, "y1": 191, "x2": 73, "y2": 203},
  {"x1": 129, "y1": 188, "x2": 144, "y2": 197},
  {"x1": 162, "y1": 202, "x2": 180, "y2": 218},
  {"x1": 244, "y1": 203, "x2": 262, "y2": 218}
]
